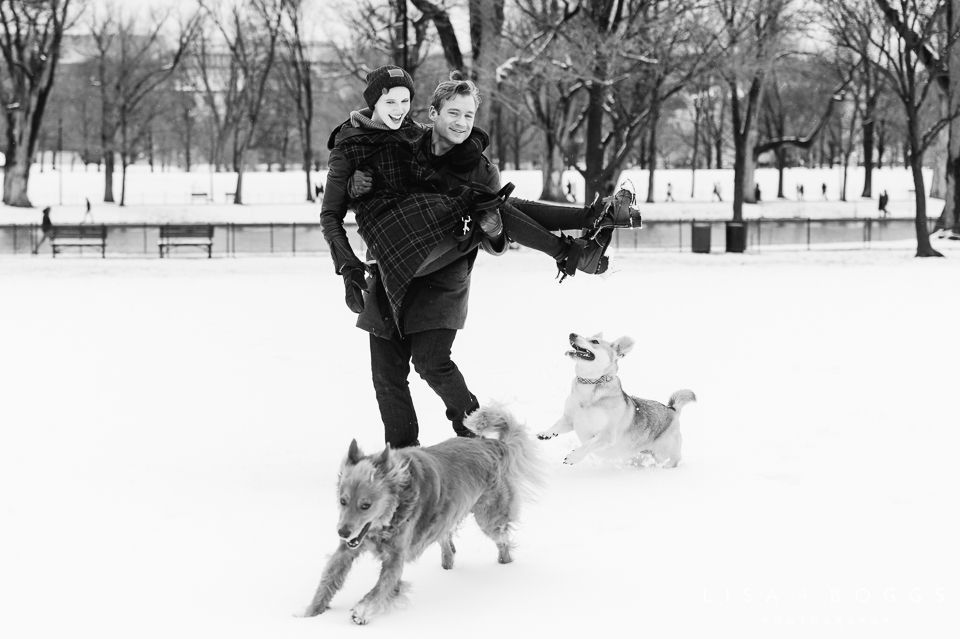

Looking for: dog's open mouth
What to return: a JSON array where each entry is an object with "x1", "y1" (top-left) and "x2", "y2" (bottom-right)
[
  {"x1": 345, "y1": 522, "x2": 371, "y2": 549},
  {"x1": 567, "y1": 342, "x2": 595, "y2": 360}
]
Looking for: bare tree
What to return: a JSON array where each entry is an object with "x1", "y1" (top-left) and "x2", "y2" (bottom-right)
[
  {"x1": 333, "y1": 0, "x2": 436, "y2": 80},
  {"x1": 90, "y1": 6, "x2": 199, "y2": 205},
  {"x1": 278, "y1": 0, "x2": 316, "y2": 202},
  {"x1": 755, "y1": 62, "x2": 846, "y2": 196},
  {"x1": 709, "y1": 0, "x2": 796, "y2": 220},
  {"x1": 199, "y1": 0, "x2": 281, "y2": 205},
  {"x1": 640, "y1": 1, "x2": 721, "y2": 203},
  {"x1": 874, "y1": 0, "x2": 960, "y2": 235},
  {"x1": 870, "y1": 0, "x2": 955, "y2": 256},
  {"x1": 823, "y1": 0, "x2": 890, "y2": 199},
  {"x1": 498, "y1": 0, "x2": 583, "y2": 200},
  {"x1": 0, "y1": 0, "x2": 80, "y2": 208}
]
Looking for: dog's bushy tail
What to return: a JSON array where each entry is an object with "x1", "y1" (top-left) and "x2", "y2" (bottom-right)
[
  {"x1": 668, "y1": 389, "x2": 697, "y2": 413},
  {"x1": 464, "y1": 403, "x2": 548, "y2": 501}
]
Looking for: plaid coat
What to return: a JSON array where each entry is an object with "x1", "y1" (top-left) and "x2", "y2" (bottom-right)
[{"x1": 328, "y1": 121, "x2": 473, "y2": 326}]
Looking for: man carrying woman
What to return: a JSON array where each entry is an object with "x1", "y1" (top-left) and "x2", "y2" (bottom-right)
[{"x1": 320, "y1": 65, "x2": 640, "y2": 449}]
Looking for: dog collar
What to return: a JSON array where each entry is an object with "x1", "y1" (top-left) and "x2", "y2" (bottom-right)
[{"x1": 577, "y1": 374, "x2": 612, "y2": 385}]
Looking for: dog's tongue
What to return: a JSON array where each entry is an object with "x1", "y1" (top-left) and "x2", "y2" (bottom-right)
[{"x1": 346, "y1": 522, "x2": 371, "y2": 549}]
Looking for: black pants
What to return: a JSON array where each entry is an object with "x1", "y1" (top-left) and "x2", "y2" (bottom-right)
[
  {"x1": 369, "y1": 328, "x2": 478, "y2": 448},
  {"x1": 502, "y1": 199, "x2": 588, "y2": 258}
]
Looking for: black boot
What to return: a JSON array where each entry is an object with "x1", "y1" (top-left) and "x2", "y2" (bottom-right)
[
  {"x1": 451, "y1": 395, "x2": 481, "y2": 438},
  {"x1": 583, "y1": 188, "x2": 642, "y2": 231},
  {"x1": 555, "y1": 229, "x2": 613, "y2": 280}
]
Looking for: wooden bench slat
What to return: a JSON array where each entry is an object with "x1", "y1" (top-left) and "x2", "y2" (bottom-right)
[
  {"x1": 158, "y1": 224, "x2": 214, "y2": 258},
  {"x1": 50, "y1": 225, "x2": 107, "y2": 258}
]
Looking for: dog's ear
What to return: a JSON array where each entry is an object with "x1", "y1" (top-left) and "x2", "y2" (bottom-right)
[
  {"x1": 590, "y1": 331, "x2": 604, "y2": 340},
  {"x1": 378, "y1": 444, "x2": 392, "y2": 469},
  {"x1": 612, "y1": 336, "x2": 635, "y2": 358},
  {"x1": 346, "y1": 439, "x2": 363, "y2": 465}
]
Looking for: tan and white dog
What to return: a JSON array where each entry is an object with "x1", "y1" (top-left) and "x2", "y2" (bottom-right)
[{"x1": 538, "y1": 333, "x2": 696, "y2": 467}]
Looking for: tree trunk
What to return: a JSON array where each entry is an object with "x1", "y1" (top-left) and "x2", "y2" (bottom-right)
[
  {"x1": 148, "y1": 127, "x2": 155, "y2": 173},
  {"x1": 742, "y1": 127, "x2": 758, "y2": 204},
  {"x1": 2, "y1": 155, "x2": 32, "y2": 207},
  {"x1": 861, "y1": 113, "x2": 875, "y2": 198},
  {"x1": 732, "y1": 143, "x2": 745, "y2": 222},
  {"x1": 185, "y1": 116, "x2": 192, "y2": 172},
  {"x1": 103, "y1": 150, "x2": 116, "y2": 203},
  {"x1": 302, "y1": 126, "x2": 313, "y2": 202},
  {"x1": 2, "y1": 118, "x2": 34, "y2": 207},
  {"x1": 929, "y1": 95, "x2": 948, "y2": 200},
  {"x1": 841, "y1": 156, "x2": 849, "y2": 202},
  {"x1": 646, "y1": 103, "x2": 660, "y2": 204},
  {"x1": 540, "y1": 133, "x2": 565, "y2": 203},
  {"x1": 947, "y1": 113, "x2": 960, "y2": 232},
  {"x1": 583, "y1": 79, "x2": 608, "y2": 201},
  {"x1": 776, "y1": 148, "x2": 785, "y2": 198},
  {"x1": 690, "y1": 108, "x2": 700, "y2": 198},
  {"x1": 234, "y1": 167, "x2": 244, "y2": 205},
  {"x1": 937, "y1": 0, "x2": 960, "y2": 232},
  {"x1": 911, "y1": 156, "x2": 942, "y2": 256},
  {"x1": 120, "y1": 158, "x2": 128, "y2": 207}
]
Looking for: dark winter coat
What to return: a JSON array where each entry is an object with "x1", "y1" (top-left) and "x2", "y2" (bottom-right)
[
  {"x1": 321, "y1": 115, "x2": 478, "y2": 327},
  {"x1": 356, "y1": 127, "x2": 503, "y2": 339}
]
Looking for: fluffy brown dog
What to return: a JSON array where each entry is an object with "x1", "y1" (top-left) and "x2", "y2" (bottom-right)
[{"x1": 305, "y1": 404, "x2": 545, "y2": 625}]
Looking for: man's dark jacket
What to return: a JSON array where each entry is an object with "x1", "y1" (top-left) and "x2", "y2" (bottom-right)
[{"x1": 356, "y1": 128, "x2": 503, "y2": 339}]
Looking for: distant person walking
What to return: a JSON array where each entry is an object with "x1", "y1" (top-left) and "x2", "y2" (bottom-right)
[
  {"x1": 33, "y1": 207, "x2": 54, "y2": 254},
  {"x1": 821, "y1": 183, "x2": 827, "y2": 200},
  {"x1": 754, "y1": 183, "x2": 761, "y2": 202},
  {"x1": 666, "y1": 182, "x2": 675, "y2": 202},
  {"x1": 879, "y1": 191, "x2": 889, "y2": 217},
  {"x1": 797, "y1": 184, "x2": 805, "y2": 200},
  {"x1": 712, "y1": 182, "x2": 722, "y2": 202},
  {"x1": 83, "y1": 198, "x2": 93, "y2": 223}
]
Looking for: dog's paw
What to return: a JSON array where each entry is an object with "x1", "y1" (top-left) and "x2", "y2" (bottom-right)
[
  {"x1": 350, "y1": 606, "x2": 370, "y2": 625},
  {"x1": 303, "y1": 602, "x2": 329, "y2": 617}
]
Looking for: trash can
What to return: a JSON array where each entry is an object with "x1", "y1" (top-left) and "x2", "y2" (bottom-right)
[
  {"x1": 725, "y1": 221, "x2": 747, "y2": 253},
  {"x1": 692, "y1": 221, "x2": 711, "y2": 253}
]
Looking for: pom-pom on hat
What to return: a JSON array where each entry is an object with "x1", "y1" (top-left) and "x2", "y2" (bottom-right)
[{"x1": 363, "y1": 65, "x2": 416, "y2": 109}]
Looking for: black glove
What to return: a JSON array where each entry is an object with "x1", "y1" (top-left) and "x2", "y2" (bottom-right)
[
  {"x1": 347, "y1": 169, "x2": 373, "y2": 199},
  {"x1": 342, "y1": 265, "x2": 368, "y2": 314}
]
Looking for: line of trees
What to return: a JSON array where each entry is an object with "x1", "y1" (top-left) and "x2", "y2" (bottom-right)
[{"x1": 3, "y1": 0, "x2": 960, "y2": 256}]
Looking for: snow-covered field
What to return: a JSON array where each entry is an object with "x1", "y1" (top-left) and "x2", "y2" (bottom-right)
[
  {"x1": 1, "y1": 165, "x2": 942, "y2": 226},
  {"x1": 1, "y1": 240, "x2": 958, "y2": 639}
]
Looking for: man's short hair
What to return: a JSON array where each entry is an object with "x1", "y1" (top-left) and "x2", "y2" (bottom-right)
[{"x1": 431, "y1": 71, "x2": 481, "y2": 111}]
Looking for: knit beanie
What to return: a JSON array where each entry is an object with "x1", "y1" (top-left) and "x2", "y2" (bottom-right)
[{"x1": 363, "y1": 65, "x2": 415, "y2": 109}]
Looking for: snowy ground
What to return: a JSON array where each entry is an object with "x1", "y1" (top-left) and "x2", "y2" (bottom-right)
[
  {"x1": 1, "y1": 240, "x2": 959, "y2": 639},
  {"x1": 1, "y1": 165, "x2": 943, "y2": 226}
]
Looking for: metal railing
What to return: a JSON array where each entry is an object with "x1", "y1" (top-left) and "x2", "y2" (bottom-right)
[{"x1": 0, "y1": 217, "x2": 938, "y2": 257}]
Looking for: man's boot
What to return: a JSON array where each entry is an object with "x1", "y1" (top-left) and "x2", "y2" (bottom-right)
[
  {"x1": 555, "y1": 229, "x2": 613, "y2": 280},
  {"x1": 582, "y1": 188, "x2": 642, "y2": 233},
  {"x1": 450, "y1": 395, "x2": 481, "y2": 438}
]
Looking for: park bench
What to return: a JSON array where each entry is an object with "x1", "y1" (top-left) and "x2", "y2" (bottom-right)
[
  {"x1": 190, "y1": 192, "x2": 209, "y2": 202},
  {"x1": 159, "y1": 224, "x2": 214, "y2": 258},
  {"x1": 50, "y1": 225, "x2": 107, "y2": 258}
]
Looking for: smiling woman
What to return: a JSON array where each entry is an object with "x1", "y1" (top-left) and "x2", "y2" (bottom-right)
[{"x1": 371, "y1": 87, "x2": 411, "y2": 130}]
